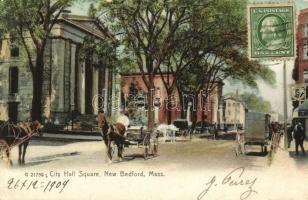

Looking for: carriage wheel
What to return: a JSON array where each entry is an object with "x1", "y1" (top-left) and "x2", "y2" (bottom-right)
[
  {"x1": 107, "y1": 141, "x2": 118, "y2": 162},
  {"x1": 143, "y1": 134, "x2": 152, "y2": 160},
  {"x1": 153, "y1": 137, "x2": 158, "y2": 156}
]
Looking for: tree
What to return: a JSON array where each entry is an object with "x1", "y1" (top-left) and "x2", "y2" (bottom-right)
[
  {"x1": 174, "y1": 0, "x2": 276, "y2": 128},
  {"x1": 0, "y1": 0, "x2": 74, "y2": 121},
  {"x1": 240, "y1": 92, "x2": 272, "y2": 113},
  {"x1": 98, "y1": 0, "x2": 205, "y2": 130}
]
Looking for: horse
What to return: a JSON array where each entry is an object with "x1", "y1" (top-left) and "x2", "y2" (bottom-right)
[
  {"x1": 99, "y1": 118, "x2": 126, "y2": 161},
  {"x1": 0, "y1": 120, "x2": 41, "y2": 165}
]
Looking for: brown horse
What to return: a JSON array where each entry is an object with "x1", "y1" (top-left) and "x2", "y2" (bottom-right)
[
  {"x1": 0, "y1": 120, "x2": 41, "y2": 165},
  {"x1": 100, "y1": 119, "x2": 126, "y2": 161}
]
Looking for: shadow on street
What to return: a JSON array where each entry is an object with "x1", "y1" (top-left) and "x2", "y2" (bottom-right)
[
  {"x1": 245, "y1": 151, "x2": 268, "y2": 157},
  {"x1": 30, "y1": 140, "x2": 77, "y2": 146},
  {"x1": 15, "y1": 152, "x2": 82, "y2": 167},
  {"x1": 288, "y1": 151, "x2": 308, "y2": 167}
]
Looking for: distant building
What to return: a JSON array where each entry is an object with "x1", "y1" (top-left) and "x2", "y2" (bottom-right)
[
  {"x1": 0, "y1": 15, "x2": 115, "y2": 124},
  {"x1": 222, "y1": 95, "x2": 247, "y2": 128}
]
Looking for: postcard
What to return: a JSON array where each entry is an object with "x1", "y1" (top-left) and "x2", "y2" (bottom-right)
[{"x1": 0, "y1": 0, "x2": 308, "y2": 200}]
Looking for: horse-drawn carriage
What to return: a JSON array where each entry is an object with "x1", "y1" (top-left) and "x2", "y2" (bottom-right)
[
  {"x1": 100, "y1": 119, "x2": 159, "y2": 162},
  {"x1": 236, "y1": 112, "x2": 279, "y2": 155},
  {"x1": 0, "y1": 121, "x2": 41, "y2": 165}
]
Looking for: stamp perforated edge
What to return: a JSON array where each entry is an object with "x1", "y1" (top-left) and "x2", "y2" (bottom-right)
[{"x1": 247, "y1": 2, "x2": 297, "y2": 61}]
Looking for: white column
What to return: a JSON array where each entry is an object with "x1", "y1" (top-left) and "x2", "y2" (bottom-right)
[
  {"x1": 80, "y1": 62, "x2": 85, "y2": 114},
  {"x1": 93, "y1": 67, "x2": 99, "y2": 114},
  {"x1": 104, "y1": 67, "x2": 109, "y2": 114},
  {"x1": 111, "y1": 69, "x2": 116, "y2": 120},
  {"x1": 155, "y1": 106, "x2": 159, "y2": 123},
  {"x1": 187, "y1": 102, "x2": 192, "y2": 126},
  {"x1": 70, "y1": 44, "x2": 76, "y2": 111}
]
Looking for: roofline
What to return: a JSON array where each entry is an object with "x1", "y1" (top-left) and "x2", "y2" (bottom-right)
[
  {"x1": 66, "y1": 15, "x2": 116, "y2": 40},
  {"x1": 120, "y1": 72, "x2": 172, "y2": 76},
  {"x1": 57, "y1": 18, "x2": 105, "y2": 40},
  {"x1": 57, "y1": 15, "x2": 115, "y2": 41}
]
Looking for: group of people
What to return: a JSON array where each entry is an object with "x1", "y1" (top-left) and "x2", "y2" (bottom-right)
[{"x1": 287, "y1": 121, "x2": 306, "y2": 156}]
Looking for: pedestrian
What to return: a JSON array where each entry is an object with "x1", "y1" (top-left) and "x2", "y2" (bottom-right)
[
  {"x1": 287, "y1": 123, "x2": 293, "y2": 148},
  {"x1": 293, "y1": 122, "x2": 306, "y2": 156},
  {"x1": 213, "y1": 123, "x2": 218, "y2": 140}
]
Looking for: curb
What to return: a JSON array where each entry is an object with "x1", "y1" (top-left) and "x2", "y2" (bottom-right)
[{"x1": 32, "y1": 134, "x2": 103, "y2": 142}]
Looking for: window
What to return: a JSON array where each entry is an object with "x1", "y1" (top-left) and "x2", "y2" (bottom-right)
[
  {"x1": 304, "y1": 24, "x2": 308, "y2": 37},
  {"x1": 10, "y1": 47, "x2": 19, "y2": 57},
  {"x1": 9, "y1": 67, "x2": 18, "y2": 95},
  {"x1": 305, "y1": 70, "x2": 308, "y2": 85},
  {"x1": 304, "y1": 45, "x2": 308, "y2": 60}
]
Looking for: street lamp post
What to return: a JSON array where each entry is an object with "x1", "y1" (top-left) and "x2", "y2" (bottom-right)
[{"x1": 283, "y1": 60, "x2": 288, "y2": 149}]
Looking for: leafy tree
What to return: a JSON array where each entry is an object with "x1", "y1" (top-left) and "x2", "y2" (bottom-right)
[
  {"x1": 98, "y1": 0, "x2": 204, "y2": 130},
  {"x1": 0, "y1": 0, "x2": 74, "y2": 121},
  {"x1": 240, "y1": 92, "x2": 272, "y2": 113},
  {"x1": 174, "y1": 0, "x2": 276, "y2": 127}
]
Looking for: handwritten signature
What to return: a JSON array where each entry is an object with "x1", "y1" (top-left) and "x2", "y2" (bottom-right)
[{"x1": 197, "y1": 167, "x2": 258, "y2": 200}]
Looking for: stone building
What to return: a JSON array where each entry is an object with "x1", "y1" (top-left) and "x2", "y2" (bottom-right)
[
  {"x1": 0, "y1": 15, "x2": 115, "y2": 124},
  {"x1": 222, "y1": 95, "x2": 247, "y2": 129}
]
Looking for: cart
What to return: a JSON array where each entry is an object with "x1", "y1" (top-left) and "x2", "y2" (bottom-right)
[
  {"x1": 107, "y1": 127, "x2": 159, "y2": 161},
  {"x1": 237, "y1": 112, "x2": 272, "y2": 155}
]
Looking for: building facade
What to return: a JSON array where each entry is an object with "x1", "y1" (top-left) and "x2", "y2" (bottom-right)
[
  {"x1": 222, "y1": 96, "x2": 247, "y2": 128},
  {"x1": 295, "y1": 9, "x2": 308, "y2": 87},
  {"x1": 120, "y1": 73, "x2": 223, "y2": 125},
  {"x1": 0, "y1": 15, "x2": 115, "y2": 124}
]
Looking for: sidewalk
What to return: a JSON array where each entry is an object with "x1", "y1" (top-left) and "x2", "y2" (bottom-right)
[
  {"x1": 33, "y1": 132, "x2": 102, "y2": 142},
  {"x1": 271, "y1": 136, "x2": 308, "y2": 172}
]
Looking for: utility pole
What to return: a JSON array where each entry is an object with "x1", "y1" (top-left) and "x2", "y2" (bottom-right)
[
  {"x1": 283, "y1": 60, "x2": 288, "y2": 149},
  {"x1": 234, "y1": 89, "x2": 239, "y2": 131}
]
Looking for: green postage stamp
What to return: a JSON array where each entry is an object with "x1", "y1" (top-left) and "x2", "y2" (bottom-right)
[{"x1": 248, "y1": 3, "x2": 295, "y2": 59}]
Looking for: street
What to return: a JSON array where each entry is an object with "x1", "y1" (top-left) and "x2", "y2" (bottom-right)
[
  {"x1": 1, "y1": 136, "x2": 308, "y2": 200},
  {"x1": 3, "y1": 136, "x2": 271, "y2": 170}
]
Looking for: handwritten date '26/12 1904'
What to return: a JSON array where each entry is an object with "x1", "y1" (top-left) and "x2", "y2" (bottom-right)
[{"x1": 7, "y1": 178, "x2": 70, "y2": 194}]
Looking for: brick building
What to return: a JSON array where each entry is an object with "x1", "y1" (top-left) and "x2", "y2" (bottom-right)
[
  {"x1": 120, "y1": 73, "x2": 223, "y2": 125},
  {"x1": 294, "y1": 8, "x2": 308, "y2": 86}
]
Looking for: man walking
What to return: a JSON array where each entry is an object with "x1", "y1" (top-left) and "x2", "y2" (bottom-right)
[
  {"x1": 287, "y1": 124, "x2": 293, "y2": 148},
  {"x1": 293, "y1": 122, "x2": 306, "y2": 156}
]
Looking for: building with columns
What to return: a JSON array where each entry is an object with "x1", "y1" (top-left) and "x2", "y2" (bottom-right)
[{"x1": 0, "y1": 15, "x2": 115, "y2": 124}]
